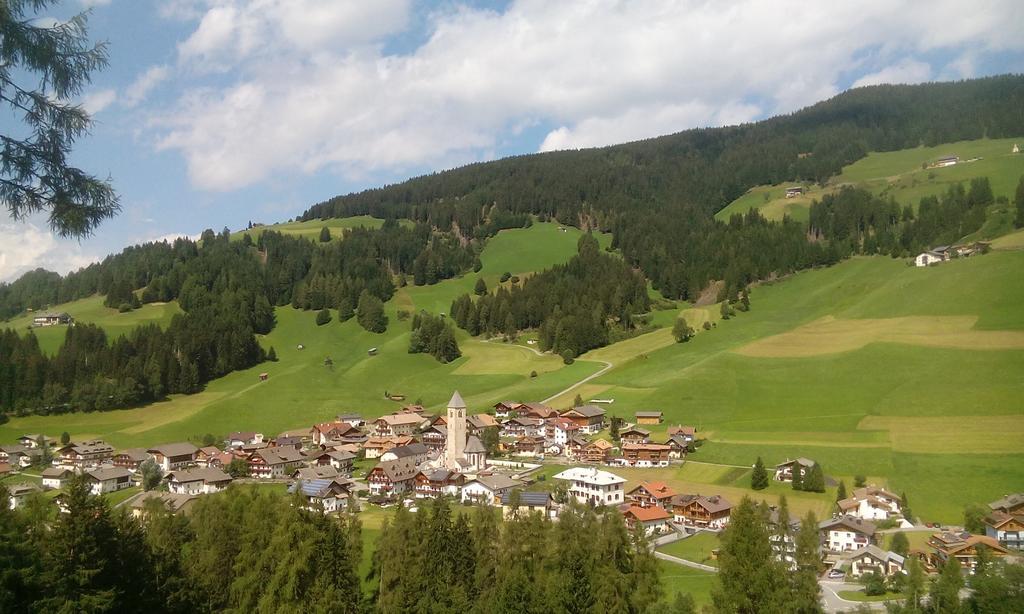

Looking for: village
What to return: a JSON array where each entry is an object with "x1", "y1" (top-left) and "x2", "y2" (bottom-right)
[{"x1": 1, "y1": 389, "x2": 1019, "y2": 601}]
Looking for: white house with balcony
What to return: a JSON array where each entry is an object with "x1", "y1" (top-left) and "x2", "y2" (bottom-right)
[
  {"x1": 553, "y1": 467, "x2": 626, "y2": 506},
  {"x1": 819, "y1": 516, "x2": 877, "y2": 553}
]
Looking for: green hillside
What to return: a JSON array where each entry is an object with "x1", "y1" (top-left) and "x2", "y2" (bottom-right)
[
  {"x1": 2, "y1": 295, "x2": 181, "y2": 355},
  {"x1": 231, "y1": 215, "x2": 413, "y2": 242},
  {"x1": 716, "y1": 136, "x2": 1024, "y2": 225}
]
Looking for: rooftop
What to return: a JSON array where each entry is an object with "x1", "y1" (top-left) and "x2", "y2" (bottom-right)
[{"x1": 553, "y1": 466, "x2": 626, "y2": 486}]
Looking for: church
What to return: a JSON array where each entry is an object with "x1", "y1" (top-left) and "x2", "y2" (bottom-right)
[{"x1": 440, "y1": 390, "x2": 488, "y2": 472}]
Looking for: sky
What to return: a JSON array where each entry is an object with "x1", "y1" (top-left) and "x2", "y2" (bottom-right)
[{"x1": 2, "y1": 0, "x2": 1023, "y2": 282}]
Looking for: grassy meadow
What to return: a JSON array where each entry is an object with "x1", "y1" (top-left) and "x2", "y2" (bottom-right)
[
  {"x1": 716, "y1": 137, "x2": 1024, "y2": 224},
  {"x1": 1, "y1": 294, "x2": 182, "y2": 355},
  {"x1": 231, "y1": 215, "x2": 413, "y2": 243}
]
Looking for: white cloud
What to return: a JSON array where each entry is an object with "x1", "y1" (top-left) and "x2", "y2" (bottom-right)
[
  {"x1": 152, "y1": 0, "x2": 1024, "y2": 192},
  {"x1": 0, "y1": 222, "x2": 98, "y2": 283},
  {"x1": 123, "y1": 65, "x2": 170, "y2": 108},
  {"x1": 853, "y1": 59, "x2": 933, "y2": 88},
  {"x1": 80, "y1": 0, "x2": 113, "y2": 7},
  {"x1": 81, "y1": 88, "x2": 117, "y2": 114}
]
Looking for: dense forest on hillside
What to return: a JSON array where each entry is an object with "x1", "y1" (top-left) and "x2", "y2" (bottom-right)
[
  {"x1": 301, "y1": 76, "x2": 1024, "y2": 297},
  {"x1": 0, "y1": 224, "x2": 477, "y2": 415},
  {"x1": 450, "y1": 234, "x2": 652, "y2": 359}
]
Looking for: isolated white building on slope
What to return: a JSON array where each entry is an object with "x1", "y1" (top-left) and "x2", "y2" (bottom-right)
[{"x1": 554, "y1": 467, "x2": 626, "y2": 506}]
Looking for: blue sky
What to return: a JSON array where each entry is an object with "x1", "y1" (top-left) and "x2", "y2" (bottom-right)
[{"x1": 2, "y1": 0, "x2": 1023, "y2": 282}]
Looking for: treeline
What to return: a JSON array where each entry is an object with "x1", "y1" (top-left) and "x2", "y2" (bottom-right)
[
  {"x1": 300, "y1": 76, "x2": 1024, "y2": 297},
  {"x1": 408, "y1": 311, "x2": 461, "y2": 363},
  {"x1": 0, "y1": 480, "x2": 664, "y2": 613},
  {"x1": 809, "y1": 179, "x2": 997, "y2": 256},
  {"x1": 450, "y1": 234, "x2": 650, "y2": 359}
]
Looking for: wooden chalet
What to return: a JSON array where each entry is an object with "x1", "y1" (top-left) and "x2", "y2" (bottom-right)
[
  {"x1": 147, "y1": 442, "x2": 198, "y2": 472},
  {"x1": 671, "y1": 494, "x2": 732, "y2": 531},
  {"x1": 619, "y1": 426, "x2": 651, "y2": 445},
  {"x1": 928, "y1": 530, "x2": 1009, "y2": 573},
  {"x1": 111, "y1": 448, "x2": 151, "y2": 470},
  {"x1": 414, "y1": 468, "x2": 465, "y2": 498},
  {"x1": 774, "y1": 457, "x2": 814, "y2": 482},
  {"x1": 247, "y1": 447, "x2": 304, "y2": 479},
  {"x1": 367, "y1": 458, "x2": 418, "y2": 497},
  {"x1": 513, "y1": 435, "x2": 545, "y2": 457},
  {"x1": 493, "y1": 401, "x2": 522, "y2": 419},
  {"x1": 420, "y1": 424, "x2": 447, "y2": 452},
  {"x1": 518, "y1": 402, "x2": 558, "y2": 420},
  {"x1": 626, "y1": 481, "x2": 677, "y2": 510},
  {"x1": 373, "y1": 413, "x2": 422, "y2": 437},
  {"x1": 56, "y1": 441, "x2": 114, "y2": 468},
  {"x1": 580, "y1": 439, "x2": 613, "y2": 463},
  {"x1": 620, "y1": 443, "x2": 671, "y2": 467},
  {"x1": 560, "y1": 405, "x2": 606, "y2": 433},
  {"x1": 623, "y1": 504, "x2": 673, "y2": 535},
  {"x1": 635, "y1": 411, "x2": 663, "y2": 425}
]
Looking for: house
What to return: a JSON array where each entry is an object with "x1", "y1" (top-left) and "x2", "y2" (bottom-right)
[
  {"x1": 380, "y1": 442, "x2": 430, "y2": 466},
  {"x1": 0, "y1": 445, "x2": 38, "y2": 468},
  {"x1": 785, "y1": 186, "x2": 805, "y2": 198},
  {"x1": 319, "y1": 450, "x2": 356, "y2": 475},
  {"x1": 55, "y1": 441, "x2": 115, "y2": 468},
  {"x1": 620, "y1": 443, "x2": 671, "y2": 467},
  {"x1": 293, "y1": 465, "x2": 343, "y2": 481},
  {"x1": 838, "y1": 545, "x2": 906, "y2": 578},
  {"x1": 337, "y1": 414, "x2": 365, "y2": 428},
  {"x1": 147, "y1": 443, "x2": 198, "y2": 473},
  {"x1": 41, "y1": 467, "x2": 75, "y2": 490},
  {"x1": 18, "y1": 434, "x2": 56, "y2": 448},
  {"x1": 626, "y1": 481, "x2": 677, "y2": 510},
  {"x1": 32, "y1": 312, "x2": 72, "y2": 326},
  {"x1": 467, "y1": 413, "x2": 499, "y2": 433},
  {"x1": 579, "y1": 439, "x2": 613, "y2": 464},
  {"x1": 664, "y1": 434, "x2": 690, "y2": 459},
  {"x1": 543, "y1": 417, "x2": 578, "y2": 445},
  {"x1": 373, "y1": 413, "x2": 422, "y2": 437},
  {"x1": 619, "y1": 426, "x2": 651, "y2": 445},
  {"x1": 226, "y1": 431, "x2": 264, "y2": 448},
  {"x1": 311, "y1": 421, "x2": 359, "y2": 446},
  {"x1": 989, "y1": 493, "x2": 1024, "y2": 515},
  {"x1": 914, "y1": 250, "x2": 947, "y2": 267},
  {"x1": 560, "y1": 405, "x2": 606, "y2": 434},
  {"x1": 129, "y1": 491, "x2": 198, "y2": 518},
  {"x1": 819, "y1": 516, "x2": 877, "y2": 553},
  {"x1": 774, "y1": 457, "x2": 814, "y2": 482},
  {"x1": 288, "y1": 478, "x2": 353, "y2": 514},
  {"x1": 414, "y1": 468, "x2": 465, "y2": 498},
  {"x1": 367, "y1": 458, "x2": 418, "y2": 497},
  {"x1": 635, "y1": 411, "x2": 663, "y2": 425},
  {"x1": 501, "y1": 490, "x2": 555, "y2": 519},
  {"x1": 493, "y1": 401, "x2": 521, "y2": 419},
  {"x1": 837, "y1": 486, "x2": 905, "y2": 522},
  {"x1": 501, "y1": 417, "x2": 543, "y2": 438},
  {"x1": 194, "y1": 446, "x2": 223, "y2": 468},
  {"x1": 671, "y1": 494, "x2": 732, "y2": 532},
  {"x1": 767, "y1": 507, "x2": 802, "y2": 569},
  {"x1": 554, "y1": 467, "x2": 626, "y2": 506},
  {"x1": 518, "y1": 402, "x2": 558, "y2": 420},
  {"x1": 623, "y1": 505, "x2": 673, "y2": 535},
  {"x1": 667, "y1": 425, "x2": 696, "y2": 442},
  {"x1": 461, "y1": 474, "x2": 524, "y2": 506},
  {"x1": 364, "y1": 435, "x2": 415, "y2": 459},
  {"x1": 112, "y1": 448, "x2": 151, "y2": 471},
  {"x1": 248, "y1": 447, "x2": 305, "y2": 479},
  {"x1": 928, "y1": 531, "x2": 1009, "y2": 573},
  {"x1": 166, "y1": 467, "x2": 233, "y2": 495},
  {"x1": 84, "y1": 467, "x2": 134, "y2": 495},
  {"x1": 934, "y1": 155, "x2": 959, "y2": 167},
  {"x1": 512, "y1": 436, "x2": 545, "y2": 457},
  {"x1": 420, "y1": 425, "x2": 448, "y2": 452},
  {"x1": 7, "y1": 483, "x2": 40, "y2": 509},
  {"x1": 564, "y1": 435, "x2": 589, "y2": 460},
  {"x1": 983, "y1": 511, "x2": 1024, "y2": 551}
]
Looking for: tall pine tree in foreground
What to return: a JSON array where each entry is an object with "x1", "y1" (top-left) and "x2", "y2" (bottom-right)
[{"x1": 711, "y1": 497, "x2": 788, "y2": 613}]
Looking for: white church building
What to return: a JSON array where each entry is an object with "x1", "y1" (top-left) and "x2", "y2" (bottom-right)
[{"x1": 438, "y1": 391, "x2": 488, "y2": 473}]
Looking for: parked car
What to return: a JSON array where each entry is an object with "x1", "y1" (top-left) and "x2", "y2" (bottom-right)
[{"x1": 827, "y1": 569, "x2": 845, "y2": 580}]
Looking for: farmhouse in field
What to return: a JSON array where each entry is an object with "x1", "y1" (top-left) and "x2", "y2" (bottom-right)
[
  {"x1": 933, "y1": 154, "x2": 959, "y2": 167},
  {"x1": 785, "y1": 186, "x2": 804, "y2": 198},
  {"x1": 671, "y1": 494, "x2": 732, "y2": 532},
  {"x1": 635, "y1": 411, "x2": 663, "y2": 425},
  {"x1": 554, "y1": 467, "x2": 626, "y2": 506},
  {"x1": 667, "y1": 425, "x2": 696, "y2": 442},
  {"x1": 32, "y1": 312, "x2": 73, "y2": 327},
  {"x1": 774, "y1": 457, "x2": 814, "y2": 482}
]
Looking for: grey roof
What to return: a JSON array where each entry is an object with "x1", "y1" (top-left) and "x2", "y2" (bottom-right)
[
  {"x1": 989, "y1": 493, "x2": 1024, "y2": 512},
  {"x1": 255, "y1": 447, "x2": 304, "y2": 465},
  {"x1": 130, "y1": 491, "x2": 197, "y2": 512},
  {"x1": 227, "y1": 431, "x2": 258, "y2": 441},
  {"x1": 147, "y1": 442, "x2": 198, "y2": 457},
  {"x1": 294, "y1": 466, "x2": 341, "y2": 480},
  {"x1": 115, "y1": 448, "x2": 151, "y2": 462},
  {"x1": 167, "y1": 467, "x2": 232, "y2": 484},
  {"x1": 840, "y1": 544, "x2": 904, "y2": 566},
  {"x1": 501, "y1": 490, "x2": 552, "y2": 507},
  {"x1": 468, "y1": 474, "x2": 523, "y2": 491},
  {"x1": 387, "y1": 442, "x2": 429, "y2": 459},
  {"x1": 86, "y1": 466, "x2": 133, "y2": 481},
  {"x1": 819, "y1": 515, "x2": 877, "y2": 536},
  {"x1": 326, "y1": 450, "x2": 356, "y2": 461},
  {"x1": 420, "y1": 468, "x2": 458, "y2": 482},
  {"x1": 621, "y1": 426, "x2": 651, "y2": 436},
  {"x1": 448, "y1": 390, "x2": 467, "y2": 409},
  {"x1": 776, "y1": 457, "x2": 815, "y2": 468},
  {"x1": 288, "y1": 478, "x2": 351, "y2": 499},
  {"x1": 567, "y1": 405, "x2": 606, "y2": 418},
  {"x1": 464, "y1": 435, "x2": 486, "y2": 454},
  {"x1": 41, "y1": 467, "x2": 74, "y2": 478},
  {"x1": 373, "y1": 459, "x2": 418, "y2": 482}
]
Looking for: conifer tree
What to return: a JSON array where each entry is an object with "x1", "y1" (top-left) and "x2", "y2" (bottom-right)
[
  {"x1": 318, "y1": 226, "x2": 331, "y2": 242},
  {"x1": 929, "y1": 555, "x2": 964, "y2": 613},
  {"x1": 1015, "y1": 175, "x2": 1024, "y2": 228},
  {"x1": 266, "y1": 346, "x2": 277, "y2": 362},
  {"x1": 711, "y1": 497, "x2": 788, "y2": 613},
  {"x1": 474, "y1": 277, "x2": 488, "y2": 295},
  {"x1": 791, "y1": 463, "x2": 804, "y2": 491},
  {"x1": 315, "y1": 308, "x2": 331, "y2": 325},
  {"x1": 904, "y1": 554, "x2": 926, "y2": 611},
  {"x1": 803, "y1": 462, "x2": 825, "y2": 493},
  {"x1": 890, "y1": 531, "x2": 909, "y2": 557},
  {"x1": 836, "y1": 479, "x2": 847, "y2": 504},
  {"x1": 793, "y1": 511, "x2": 823, "y2": 613},
  {"x1": 901, "y1": 490, "x2": 913, "y2": 523},
  {"x1": 751, "y1": 457, "x2": 769, "y2": 490}
]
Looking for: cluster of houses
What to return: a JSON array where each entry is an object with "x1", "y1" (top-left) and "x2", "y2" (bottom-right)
[{"x1": 914, "y1": 242, "x2": 988, "y2": 267}]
